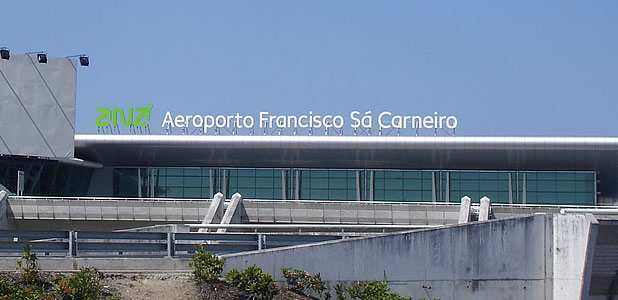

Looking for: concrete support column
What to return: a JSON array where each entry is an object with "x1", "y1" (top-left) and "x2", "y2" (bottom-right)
[
  {"x1": 458, "y1": 196, "x2": 471, "y2": 224},
  {"x1": 199, "y1": 192, "x2": 225, "y2": 233},
  {"x1": 479, "y1": 196, "x2": 491, "y2": 221},
  {"x1": 0, "y1": 191, "x2": 7, "y2": 230},
  {"x1": 218, "y1": 193, "x2": 243, "y2": 233}
]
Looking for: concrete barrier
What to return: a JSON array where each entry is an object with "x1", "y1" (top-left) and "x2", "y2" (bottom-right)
[
  {"x1": 0, "y1": 257, "x2": 192, "y2": 272},
  {"x1": 223, "y1": 214, "x2": 598, "y2": 300}
]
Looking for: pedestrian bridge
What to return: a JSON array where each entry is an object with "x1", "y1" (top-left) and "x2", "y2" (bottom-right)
[{"x1": 4, "y1": 194, "x2": 614, "y2": 230}]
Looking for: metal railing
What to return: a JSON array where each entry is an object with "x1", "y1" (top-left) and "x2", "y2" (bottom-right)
[
  {"x1": 9, "y1": 196, "x2": 615, "y2": 209},
  {"x1": 8, "y1": 196, "x2": 209, "y2": 203},
  {"x1": 184, "y1": 224, "x2": 438, "y2": 233},
  {"x1": 0, "y1": 230, "x2": 356, "y2": 258}
]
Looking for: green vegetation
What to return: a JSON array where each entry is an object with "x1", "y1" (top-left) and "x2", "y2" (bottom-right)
[
  {"x1": 335, "y1": 281, "x2": 411, "y2": 300},
  {"x1": 54, "y1": 267, "x2": 105, "y2": 300},
  {"x1": 281, "y1": 267, "x2": 327, "y2": 298},
  {"x1": 187, "y1": 244, "x2": 428, "y2": 300},
  {"x1": 0, "y1": 246, "x2": 114, "y2": 300},
  {"x1": 223, "y1": 265, "x2": 278, "y2": 299},
  {"x1": 189, "y1": 244, "x2": 225, "y2": 284},
  {"x1": 16, "y1": 245, "x2": 39, "y2": 285}
]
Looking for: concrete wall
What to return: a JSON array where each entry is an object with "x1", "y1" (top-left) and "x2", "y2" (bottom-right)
[
  {"x1": 0, "y1": 257, "x2": 191, "y2": 272},
  {"x1": 0, "y1": 53, "x2": 77, "y2": 158},
  {"x1": 223, "y1": 214, "x2": 597, "y2": 300},
  {"x1": 552, "y1": 214, "x2": 598, "y2": 299}
]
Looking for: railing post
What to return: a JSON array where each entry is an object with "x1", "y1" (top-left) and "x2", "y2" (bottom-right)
[
  {"x1": 262, "y1": 234, "x2": 266, "y2": 250},
  {"x1": 68, "y1": 231, "x2": 77, "y2": 257},
  {"x1": 257, "y1": 234, "x2": 262, "y2": 250},
  {"x1": 167, "y1": 233, "x2": 175, "y2": 257}
]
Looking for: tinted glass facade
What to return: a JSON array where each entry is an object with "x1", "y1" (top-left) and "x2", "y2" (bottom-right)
[
  {"x1": 0, "y1": 159, "x2": 92, "y2": 196},
  {"x1": 111, "y1": 167, "x2": 597, "y2": 205}
]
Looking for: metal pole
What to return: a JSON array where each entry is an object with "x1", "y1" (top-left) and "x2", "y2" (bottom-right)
[
  {"x1": 369, "y1": 171, "x2": 374, "y2": 201},
  {"x1": 432, "y1": 172, "x2": 437, "y2": 202},
  {"x1": 137, "y1": 168, "x2": 142, "y2": 198},
  {"x1": 257, "y1": 234, "x2": 263, "y2": 250},
  {"x1": 281, "y1": 170, "x2": 286, "y2": 200},
  {"x1": 68, "y1": 231, "x2": 75, "y2": 257},
  {"x1": 355, "y1": 170, "x2": 361, "y2": 201},
  {"x1": 508, "y1": 172, "x2": 513, "y2": 204},
  {"x1": 446, "y1": 171, "x2": 450, "y2": 203},
  {"x1": 167, "y1": 233, "x2": 175, "y2": 257}
]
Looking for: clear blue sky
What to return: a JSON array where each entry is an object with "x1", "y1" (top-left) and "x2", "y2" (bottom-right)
[{"x1": 2, "y1": 1, "x2": 617, "y2": 136}]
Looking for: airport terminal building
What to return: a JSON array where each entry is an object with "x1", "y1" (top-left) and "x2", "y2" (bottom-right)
[{"x1": 1, "y1": 52, "x2": 617, "y2": 206}]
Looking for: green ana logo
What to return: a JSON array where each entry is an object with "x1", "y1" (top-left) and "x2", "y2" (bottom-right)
[{"x1": 95, "y1": 105, "x2": 153, "y2": 127}]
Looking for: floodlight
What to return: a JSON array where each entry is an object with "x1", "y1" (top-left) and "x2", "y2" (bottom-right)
[
  {"x1": 0, "y1": 47, "x2": 9, "y2": 60},
  {"x1": 66, "y1": 54, "x2": 89, "y2": 67},
  {"x1": 25, "y1": 51, "x2": 47, "y2": 64},
  {"x1": 37, "y1": 53, "x2": 47, "y2": 63},
  {"x1": 79, "y1": 55, "x2": 89, "y2": 66}
]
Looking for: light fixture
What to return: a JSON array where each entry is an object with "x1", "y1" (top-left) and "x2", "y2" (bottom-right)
[
  {"x1": 37, "y1": 53, "x2": 47, "y2": 63},
  {"x1": 0, "y1": 47, "x2": 9, "y2": 60},
  {"x1": 66, "y1": 54, "x2": 89, "y2": 67},
  {"x1": 25, "y1": 51, "x2": 47, "y2": 64}
]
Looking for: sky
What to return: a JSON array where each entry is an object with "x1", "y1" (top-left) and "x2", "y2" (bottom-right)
[{"x1": 2, "y1": 1, "x2": 617, "y2": 136}]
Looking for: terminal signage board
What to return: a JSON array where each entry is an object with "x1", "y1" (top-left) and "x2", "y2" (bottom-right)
[{"x1": 96, "y1": 107, "x2": 458, "y2": 134}]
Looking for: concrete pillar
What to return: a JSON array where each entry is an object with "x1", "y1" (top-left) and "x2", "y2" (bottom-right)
[
  {"x1": 198, "y1": 193, "x2": 224, "y2": 233},
  {"x1": 0, "y1": 191, "x2": 7, "y2": 229},
  {"x1": 217, "y1": 192, "x2": 243, "y2": 233},
  {"x1": 479, "y1": 196, "x2": 491, "y2": 222},
  {"x1": 458, "y1": 196, "x2": 471, "y2": 224}
]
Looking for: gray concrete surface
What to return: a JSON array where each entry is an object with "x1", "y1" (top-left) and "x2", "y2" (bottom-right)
[
  {"x1": 223, "y1": 214, "x2": 597, "y2": 300},
  {"x1": 585, "y1": 219, "x2": 618, "y2": 299},
  {"x1": 458, "y1": 196, "x2": 471, "y2": 224},
  {"x1": 199, "y1": 193, "x2": 224, "y2": 233},
  {"x1": 217, "y1": 193, "x2": 243, "y2": 233},
  {"x1": 479, "y1": 196, "x2": 490, "y2": 221},
  {"x1": 0, "y1": 191, "x2": 7, "y2": 230},
  {"x1": 0, "y1": 257, "x2": 192, "y2": 272}
]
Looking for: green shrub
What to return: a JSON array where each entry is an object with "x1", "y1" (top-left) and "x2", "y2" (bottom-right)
[
  {"x1": 54, "y1": 267, "x2": 104, "y2": 300},
  {"x1": 224, "y1": 265, "x2": 278, "y2": 299},
  {"x1": 16, "y1": 245, "x2": 39, "y2": 284},
  {"x1": 0, "y1": 277, "x2": 20, "y2": 297},
  {"x1": 345, "y1": 281, "x2": 410, "y2": 300},
  {"x1": 335, "y1": 282, "x2": 347, "y2": 300},
  {"x1": 189, "y1": 244, "x2": 225, "y2": 284},
  {"x1": 0, "y1": 277, "x2": 45, "y2": 300},
  {"x1": 7, "y1": 285, "x2": 45, "y2": 300},
  {"x1": 281, "y1": 267, "x2": 326, "y2": 297}
]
